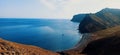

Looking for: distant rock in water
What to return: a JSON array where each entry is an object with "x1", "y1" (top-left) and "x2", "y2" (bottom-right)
[
  {"x1": 0, "y1": 38, "x2": 59, "y2": 55},
  {"x1": 78, "y1": 8, "x2": 120, "y2": 33},
  {"x1": 71, "y1": 14, "x2": 86, "y2": 22}
]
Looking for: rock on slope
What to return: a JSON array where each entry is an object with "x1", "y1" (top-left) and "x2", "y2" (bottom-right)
[{"x1": 0, "y1": 38, "x2": 59, "y2": 55}]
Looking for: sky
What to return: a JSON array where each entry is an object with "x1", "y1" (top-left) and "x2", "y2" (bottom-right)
[{"x1": 0, "y1": 0, "x2": 120, "y2": 19}]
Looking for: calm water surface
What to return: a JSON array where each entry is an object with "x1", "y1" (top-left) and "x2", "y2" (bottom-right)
[{"x1": 0, "y1": 18, "x2": 82, "y2": 51}]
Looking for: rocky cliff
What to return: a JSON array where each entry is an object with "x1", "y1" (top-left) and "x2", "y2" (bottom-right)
[
  {"x1": 79, "y1": 8, "x2": 120, "y2": 33},
  {"x1": 60, "y1": 8, "x2": 120, "y2": 55},
  {"x1": 0, "y1": 38, "x2": 59, "y2": 55}
]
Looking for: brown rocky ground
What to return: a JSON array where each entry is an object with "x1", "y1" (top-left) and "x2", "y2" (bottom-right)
[{"x1": 0, "y1": 38, "x2": 59, "y2": 55}]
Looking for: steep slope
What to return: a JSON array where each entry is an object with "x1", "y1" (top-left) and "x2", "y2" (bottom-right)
[
  {"x1": 60, "y1": 8, "x2": 120, "y2": 55},
  {"x1": 78, "y1": 8, "x2": 120, "y2": 33},
  {"x1": 0, "y1": 38, "x2": 59, "y2": 55}
]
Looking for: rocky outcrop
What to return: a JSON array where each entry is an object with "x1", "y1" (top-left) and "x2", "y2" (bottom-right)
[
  {"x1": 0, "y1": 38, "x2": 59, "y2": 55},
  {"x1": 71, "y1": 8, "x2": 120, "y2": 33},
  {"x1": 71, "y1": 14, "x2": 86, "y2": 22}
]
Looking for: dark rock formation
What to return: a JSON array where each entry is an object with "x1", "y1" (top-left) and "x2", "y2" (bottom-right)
[
  {"x1": 71, "y1": 14, "x2": 86, "y2": 22},
  {"x1": 78, "y1": 8, "x2": 120, "y2": 33},
  {"x1": 0, "y1": 38, "x2": 59, "y2": 55},
  {"x1": 82, "y1": 36, "x2": 120, "y2": 55}
]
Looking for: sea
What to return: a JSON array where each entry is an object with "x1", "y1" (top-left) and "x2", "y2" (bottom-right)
[{"x1": 0, "y1": 18, "x2": 81, "y2": 51}]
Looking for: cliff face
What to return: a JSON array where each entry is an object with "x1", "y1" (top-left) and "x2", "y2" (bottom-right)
[
  {"x1": 61, "y1": 26, "x2": 120, "y2": 55},
  {"x1": 0, "y1": 38, "x2": 59, "y2": 55},
  {"x1": 61, "y1": 8, "x2": 120, "y2": 55},
  {"x1": 77, "y1": 8, "x2": 120, "y2": 33},
  {"x1": 71, "y1": 14, "x2": 86, "y2": 22}
]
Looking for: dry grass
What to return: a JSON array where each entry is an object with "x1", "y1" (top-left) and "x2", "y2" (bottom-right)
[
  {"x1": 93, "y1": 26, "x2": 120, "y2": 39},
  {"x1": 0, "y1": 38, "x2": 60, "y2": 55}
]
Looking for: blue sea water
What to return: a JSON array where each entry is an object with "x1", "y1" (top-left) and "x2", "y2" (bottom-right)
[{"x1": 0, "y1": 18, "x2": 81, "y2": 51}]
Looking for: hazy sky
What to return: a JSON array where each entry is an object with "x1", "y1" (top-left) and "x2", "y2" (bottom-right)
[{"x1": 0, "y1": 0, "x2": 120, "y2": 19}]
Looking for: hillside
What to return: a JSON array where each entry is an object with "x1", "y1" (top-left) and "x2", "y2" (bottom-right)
[
  {"x1": 0, "y1": 38, "x2": 59, "y2": 55},
  {"x1": 60, "y1": 8, "x2": 120, "y2": 55},
  {"x1": 79, "y1": 8, "x2": 120, "y2": 33}
]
